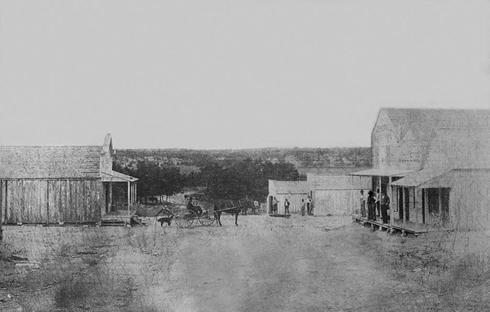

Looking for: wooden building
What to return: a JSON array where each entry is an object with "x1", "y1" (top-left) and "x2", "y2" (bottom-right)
[
  {"x1": 308, "y1": 174, "x2": 370, "y2": 216},
  {"x1": 0, "y1": 134, "x2": 138, "y2": 225},
  {"x1": 267, "y1": 175, "x2": 370, "y2": 216},
  {"x1": 267, "y1": 180, "x2": 310, "y2": 214},
  {"x1": 351, "y1": 108, "x2": 490, "y2": 232}
]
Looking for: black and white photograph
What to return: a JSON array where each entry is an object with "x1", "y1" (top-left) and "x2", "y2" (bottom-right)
[{"x1": 0, "y1": 1, "x2": 490, "y2": 311}]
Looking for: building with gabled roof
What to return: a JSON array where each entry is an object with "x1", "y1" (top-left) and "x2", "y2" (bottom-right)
[
  {"x1": 267, "y1": 174, "x2": 370, "y2": 216},
  {"x1": 351, "y1": 108, "x2": 490, "y2": 232},
  {"x1": 0, "y1": 134, "x2": 138, "y2": 225}
]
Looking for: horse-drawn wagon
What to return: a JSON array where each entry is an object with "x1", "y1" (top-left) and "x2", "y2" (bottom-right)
[
  {"x1": 156, "y1": 199, "x2": 247, "y2": 228},
  {"x1": 174, "y1": 209, "x2": 215, "y2": 228}
]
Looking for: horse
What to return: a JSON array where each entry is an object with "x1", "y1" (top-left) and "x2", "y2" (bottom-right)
[{"x1": 213, "y1": 200, "x2": 243, "y2": 226}]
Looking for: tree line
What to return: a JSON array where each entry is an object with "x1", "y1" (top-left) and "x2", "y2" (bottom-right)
[{"x1": 113, "y1": 158, "x2": 300, "y2": 202}]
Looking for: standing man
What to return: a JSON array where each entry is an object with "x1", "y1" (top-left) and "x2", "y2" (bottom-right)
[
  {"x1": 375, "y1": 188, "x2": 381, "y2": 218},
  {"x1": 306, "y1": 196, "x2": 313, "y2": 215},
  {"x1": 367, "y1": 191, "x2": 376, "y2": 221},
  {"x1": 284, "y1": 198, "x2": 290, "y2": 215},
  {"x1": 380, "y1": 192, "x2": 390, "y2": 224},
  {"x1": 301, "y1": 199, "x2": 306, "y2": 216},
  {"x1": 272, "y1": 197, "x2": 278, "y2": 215},
  {"x1": 253, "y1": 200, "x2": 259, "y2": 215},
  {"x1": 360, "y1": 190, "x2": 366, "y2": 217}
]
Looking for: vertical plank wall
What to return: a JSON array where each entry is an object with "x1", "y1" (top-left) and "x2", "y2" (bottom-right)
[
  {"x1": 313, "y1": 190, "x2": 359, "y2": 216},
  {"x1": 1, "y1": 179, "x2": 104, "y2": 224}
]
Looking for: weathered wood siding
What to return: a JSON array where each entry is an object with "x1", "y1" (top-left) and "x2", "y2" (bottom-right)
[
  {"x1": 0, "y1": 181, "x2": 2, "y2": 235},
  {"x1": 0, "y1": 181, "x2": 5, "y2": 224},
  {"x1": 313, "y1": 190, "x2": 360, "y2": 216},
  {"x1": 391, "y1": 171, "x2": 490, "y2": 230},
  {"x1": 1, "y1": 179, "x2": 104, "y2": 224},
  {"x1": 372, "y1": 111, "x2": 397, "y2": 169},
  {"x1": 372, "y1": 110, "x2": 425, "y2": 171},
  {"x1": 448, "y1": 171, "x2": 490, "y2": 231}
]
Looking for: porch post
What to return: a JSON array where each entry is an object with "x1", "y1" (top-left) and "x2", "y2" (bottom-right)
[
  {"x1": 402, "y1": 187, "x2": 406, "y2": 224},
  {"x1": 133, "y1": 184, "x2": 136, "y2": 204},
  {"x1": 377, "y1": 176, "x2": 381, "y2": 218},
  {"x1": 135, "y1": 183, "x2": 137, "y2": 203},
  {"x1": 109, "y1": 182, "x2": 113, "y2": 213},
  {"x1": 438, "y1": 188, "x2": 442, "y2": 216},
  {"x1": 127, "y1": 181, "x2": 131, "y2": 215},
  {"x1": 130, "y1": 184, "x2": 133, "y2": 204},
  {"x1": 413, "y1": 187, "x2": 416, "y2": 223},
  {"x1": 389, "y1": 177, "x2": 394, "y2": 226}
]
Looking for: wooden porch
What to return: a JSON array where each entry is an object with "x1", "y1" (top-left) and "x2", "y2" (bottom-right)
[
  {"x1": 352, "y1": 214, "x2": 450, "y2": 236},
  {"x1": 101, "y1": 170, "x2": 138, "y2": 214},
  {"x1": 100, "y1": 170, "x2": 139, "y2": 226}
]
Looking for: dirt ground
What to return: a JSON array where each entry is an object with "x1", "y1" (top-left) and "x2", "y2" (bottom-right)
[{"x1": 1, "y1": 215, "x2": 490, "y2": 312}]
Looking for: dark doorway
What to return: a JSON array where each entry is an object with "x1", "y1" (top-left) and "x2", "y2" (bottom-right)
[
  {"x1": 422, "y1": 189, "x2": 426, "y2": 224},
  {"x1": 427, "y1": 188, "x2": 439, "y2": 216},
  {"x1": 404, "y1": 187, "x2": 410, "y2": 221},
  {"x1": 104, "y1": 184, "x2": 110, "y2": 213},
  {"x1": 398, "y1": 188, "x2": 403, "y2": 220}
]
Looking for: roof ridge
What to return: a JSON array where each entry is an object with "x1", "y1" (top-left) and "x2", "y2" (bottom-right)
[
  {"x1": 381, "y1": 107, "x2": 490, "y2": 112},
  {"x1": 0, "y1": 145, "x2": 101, "y2": 148}
]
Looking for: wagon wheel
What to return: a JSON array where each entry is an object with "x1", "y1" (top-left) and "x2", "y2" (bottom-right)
[
  {"x1": 198, "y1": 213, "x2": 215, "y2": 226},
  {"x1": 175, "y1": 215, "x2": 194, "y2": 228}
]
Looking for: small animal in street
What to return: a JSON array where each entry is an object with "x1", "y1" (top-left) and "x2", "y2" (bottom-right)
[
  {"x1": 157, "y1": 215, "x2": 173, "y2": 226},
  {"x1": 156, "y1": 207, "x2": 174, "y2": 226},
  {"x1": 213, "y1": 200, "x2": 242, "y2": 226}
]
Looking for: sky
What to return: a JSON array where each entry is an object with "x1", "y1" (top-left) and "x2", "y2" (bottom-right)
[{"x1": 0, "y1": 0, "x2": 489, "y2": 149}]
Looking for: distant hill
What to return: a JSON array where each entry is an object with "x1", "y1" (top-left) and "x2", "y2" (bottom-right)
[{"x1": 114, "y1": 147, "x2": 372, "y2": 175}]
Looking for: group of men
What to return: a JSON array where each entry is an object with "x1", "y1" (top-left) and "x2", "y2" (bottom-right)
[
  {"x1": 359, "y1": 189, "x2": 390, "y2": 224},
  {"x1": 270, "y1": 196, "x2": 313, "y2": 216}
]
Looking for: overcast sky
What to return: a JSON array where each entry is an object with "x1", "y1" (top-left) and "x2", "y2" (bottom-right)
[{"x1": 0, "y1": 0, "x2": 489, "y2": 149}]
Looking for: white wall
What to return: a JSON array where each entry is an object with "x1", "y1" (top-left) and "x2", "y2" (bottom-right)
[{"x1": 313, "y1": 189, "x2": 360, "y2": 216}]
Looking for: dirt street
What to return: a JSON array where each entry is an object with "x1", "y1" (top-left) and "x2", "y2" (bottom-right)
[{"x1": 1, "y1": 215, "x2": 489, "y2": 312}]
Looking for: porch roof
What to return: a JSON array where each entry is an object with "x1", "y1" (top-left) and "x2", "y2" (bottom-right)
[
  {"x1": 349, "y1": 168, "x2": 415, "y2": 177},
  {"x1": 101, "y1": 170, "x2": 138, "y2": 183},
  {"x1": 391, "y1": 168, "x2": 449, "y2": 188}
]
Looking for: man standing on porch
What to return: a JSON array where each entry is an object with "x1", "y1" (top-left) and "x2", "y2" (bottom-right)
[
  {"x1": 360, "y1": 190, "x2": 366, "y2": 217},
  {"x1": 367, "y1": 191, "x2": 376, "y2": 221},
  {"x1": 380, "y1": 192, "x2": 390, "y2": 224}
]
